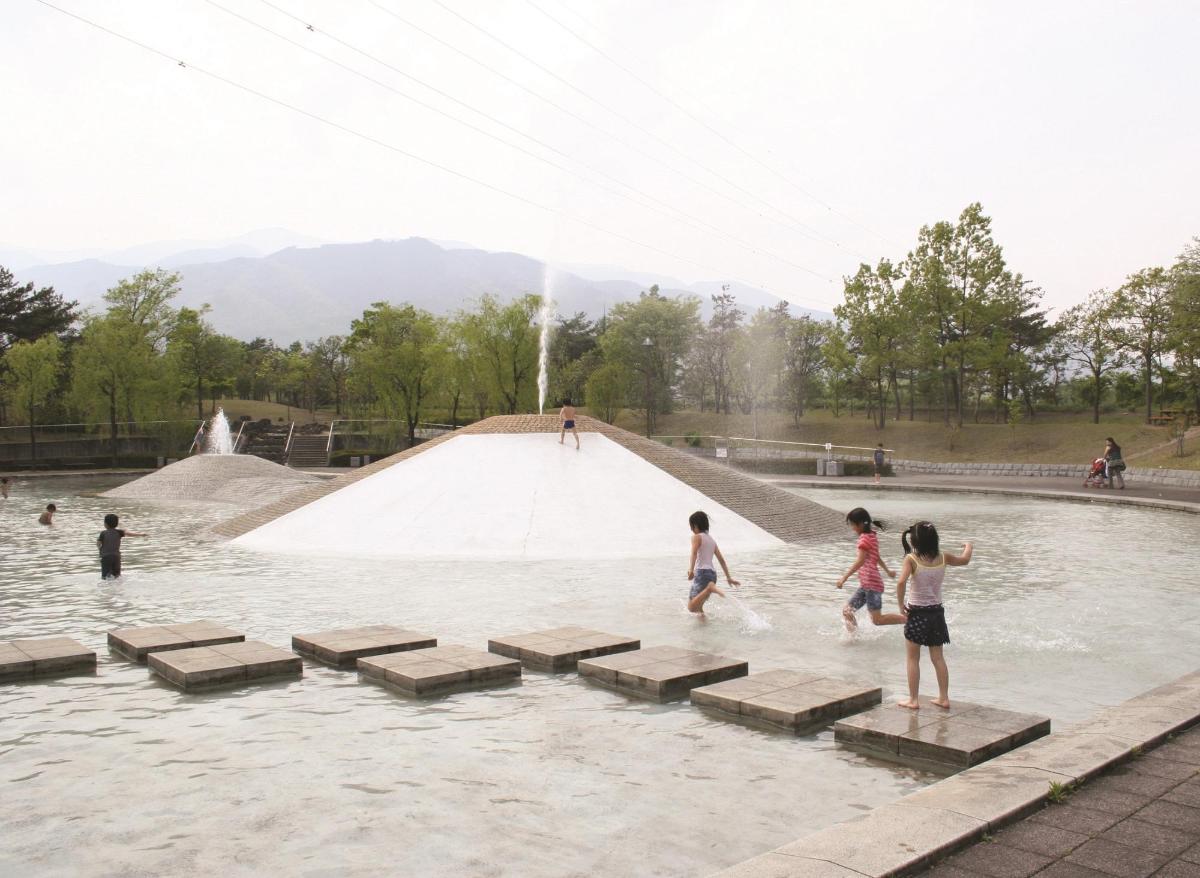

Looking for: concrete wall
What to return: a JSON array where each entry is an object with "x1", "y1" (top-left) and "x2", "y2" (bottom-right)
[{"x1": 0, "y1": 437, "x2": 164, "y2": 463}]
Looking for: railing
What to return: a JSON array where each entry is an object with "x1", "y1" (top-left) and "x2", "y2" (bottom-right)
[
  {"x1": 233, "y1": 420, "x2": 246, "y2": 453},
  {"x1": 186, "y1": 421, "x2": 206, "y2": 455},
  {"x1": 0, "y1": 419, "x2": 200, "y2": 439},
  {"x1": 652, "y1": 435, "x2": 893, "y2": 457},
  {"x1": 325, "y1": 418, "x2": 459, "y2": 458},
  {"x1": 282, "y1": 421, "x2": 296, "y2": 465}
]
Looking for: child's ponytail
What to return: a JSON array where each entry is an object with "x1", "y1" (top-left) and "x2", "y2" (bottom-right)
[
  {"x1": 846, "y1": 507, "x2": 885, "y2": 533},
  {"x1": 902, "y1": 521, "x2": 940, "y2": 559},
  {"x1": 901, "y1": 526, "x2": 914, "y2": 555}
]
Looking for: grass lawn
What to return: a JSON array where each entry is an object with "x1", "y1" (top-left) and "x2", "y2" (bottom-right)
[{"x1": 608, "y1": 408, "x2": 1172, "y2": 466}]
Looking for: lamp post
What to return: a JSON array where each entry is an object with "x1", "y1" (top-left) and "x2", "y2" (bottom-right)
[{"x1": 642, "y1": 336, "x2": 654, "y2": 437}]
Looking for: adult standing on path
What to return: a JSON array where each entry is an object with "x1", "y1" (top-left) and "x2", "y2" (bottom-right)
[{"x1": 1104, "y1": 437, "x2": 1126, "y2": 489}]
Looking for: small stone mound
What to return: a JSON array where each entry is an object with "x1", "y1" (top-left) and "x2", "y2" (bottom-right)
[{"x1": 103, "y1": 454, "x2": 318, "y2": 506}]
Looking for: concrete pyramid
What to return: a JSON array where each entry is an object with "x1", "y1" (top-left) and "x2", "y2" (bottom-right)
[{"x1": 222, "y1": 416, "x2": 845, "y2": 560}]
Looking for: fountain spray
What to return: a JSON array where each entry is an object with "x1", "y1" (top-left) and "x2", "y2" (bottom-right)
[
  {"x1": 537, "y1": 268, "x2": 555, "y2": 415},
  {"x1": 205, "y1": 407, "x2": 235, "y2": 455}
]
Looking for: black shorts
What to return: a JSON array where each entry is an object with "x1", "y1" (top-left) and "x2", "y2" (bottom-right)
[
  {"x1": 100, "y1": 555, "x2": 121, "y2": 579},
  {"x1": 905, "y1": 604, "x2": 949, "y2": 646}
]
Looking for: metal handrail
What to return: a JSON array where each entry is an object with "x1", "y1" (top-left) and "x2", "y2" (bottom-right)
[
  {"x1": 326, "y1": 419, "x2": 338, "y2": 458},
  {"x1": 282, "y1": 421, "x2": 296, "y2": 464},
  {"x1": 652, "y1": 434, "x2": 893, "y2": 454},
  {"x1": 186, "y1": 421, "x2": 206, "y2": 455},
  {"x1": 0, "y1": 419, "x2": 199, "y2": 431},
  {"x1": 233, "y1": 420, "x2": 246, "y2": 453}
]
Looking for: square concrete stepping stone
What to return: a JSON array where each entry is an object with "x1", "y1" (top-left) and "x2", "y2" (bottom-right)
[
  {"x1": 834, "y1": 697, "x2": 1051, "y2": 768},
  {"x1": 691, "y1": 669, "x2": 882, "y2": 733},
  {"x1": 292, "y1": 624, "x2": 437, "y2": 668},
  {"x1": 577, "y1": 644, "x2": 748, "y2": 702},
  {"x1": 108, "y1": 620, "x2": 244, "y2": 663},
  {"x1": 357, "y1": 645, "x2": 521, "y2": 697},
  {"x1": 148, "y1": 641, "x2": 302, "y2": 691},
  {"x1": 487, "y1": 625, "x2": 640, "y2": 672},
  {"x1": 0, "y1": 637, "x2": 96, "y2": 682}
]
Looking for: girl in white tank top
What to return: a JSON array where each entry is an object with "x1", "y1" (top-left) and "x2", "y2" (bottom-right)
[{"x1": 895, "y1": 520, "x2": 973, "y2": 711}]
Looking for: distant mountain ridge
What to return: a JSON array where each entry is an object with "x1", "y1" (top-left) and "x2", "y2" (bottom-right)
[{"x1": 12, "y1": 236, "x2": 829, "y2": 343}]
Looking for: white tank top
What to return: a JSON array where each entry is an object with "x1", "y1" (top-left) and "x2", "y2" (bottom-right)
[
  {"x1": 695, "y1": 533, "x2": 716, "y2": 570},
  {"x1": 907, "y1": 553, "x2": 945, "y2": 606}
]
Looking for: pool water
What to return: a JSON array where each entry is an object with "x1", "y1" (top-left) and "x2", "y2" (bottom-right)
[{"x1": 1, "y1": 478, "x2": 1197, "y2": 876}]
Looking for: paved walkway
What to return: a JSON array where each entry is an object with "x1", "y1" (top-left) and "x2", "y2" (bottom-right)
[
  {"x1": 766, "y1": 472, "x2": 1200, "y2": 510},
  {"x1": 923, "y1": 725, "x2": 1200, "y2": 878}
]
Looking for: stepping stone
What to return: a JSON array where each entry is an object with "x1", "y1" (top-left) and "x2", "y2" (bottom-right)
[
  {"x1": 108, "y1": 620, "x2": 244, "y2": 663},
  {"x1": 487, "y1": 626, "x2": 640, "y2": 672},
  {"x1": 148, "y1": 641, "x2": 302, "y2": 691},
  {"x1": 292, "y1": 624, "x2": 437, "y2": 668},
  {"x1": 834, "y1": 697, "x2": 1051, "y2": 768},
  {"x1": 358, "y1": 645, "x2": 521, "y2": 697},
  {"x1": 577, "y1": 645, "x2": 748, "y2": 702},
  {"x1": 0, "y1": 637, "x2": 96, "y2": 682},
  {"x1": 691, "y1": 669, "x2": 882, "y2": 733}
]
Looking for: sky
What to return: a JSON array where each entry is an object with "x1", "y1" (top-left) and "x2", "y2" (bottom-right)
[{"x1": 3, "y1": 0, "x2": 1198, "y2": 315}]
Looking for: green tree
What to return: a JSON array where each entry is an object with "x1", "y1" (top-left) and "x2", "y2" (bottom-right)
[
  {"x1": 1113, "y1": 267, "x2": 1173, "y2": 423},
  {"x1": 168, "y1": 307, "x2": 242, "y2": 420},
  {"x1": 71, "y1": 315, "x2": 154, "y2": 466},
  {"x1": 782, "y1": 315, "x2": 828, "y2": 423},
  {"x1": 5, "y1": 334, "x2": 63, "y2": 462},
  {"x1": 1168, "y1": 238, "x2": 1200, "y2": 416},
  {"x1": 699, "y1": 291, "x2": 744, "y2": 414},
  {"x1": 584, "y1": 361, "x2": 630, "y2": 424},
  {"x1": 1057, "y1": 290, "x2": 1125, "y2": 424},
  {"x1": 731, "y1": 307, "x2": 786, "y2": 437},
  {"x1": 821, "y1": 324, "x2": 855, "y2": 417},
  {"x1": 349, "y1": 303, "x2": 444, "y2": 444},
  {"x1": 460, "y1": 294, "x2": 541, "y2": 414},
  {"x1": 838, "y1": 260, "x2": 903, "y2": 429},
  {"x1": 101, "y1": 268, "x2": 180, "y2": 350},
  {"x1": 0, "y1": 267, "x2": 77, "y2": 352},
  {"x1": 599, "y1": 286, "x2": 701, "y2": 435}
]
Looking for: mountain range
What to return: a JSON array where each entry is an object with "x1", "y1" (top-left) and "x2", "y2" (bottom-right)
[{"x1": 6, "y1": 231, "x2": 829, "y2": 343}]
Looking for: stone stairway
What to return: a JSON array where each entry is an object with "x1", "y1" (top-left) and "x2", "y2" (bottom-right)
[
  {"x1": 240, "y1": 427, "x2": 289, "y2": 464},
  {"x1": 287, "y1": 434, "x2": 329, "y2": 468}
]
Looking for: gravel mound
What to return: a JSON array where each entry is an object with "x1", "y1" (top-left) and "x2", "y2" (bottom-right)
[{"x1": 104, "y1": 454, "x2": 319, "y2": 506}]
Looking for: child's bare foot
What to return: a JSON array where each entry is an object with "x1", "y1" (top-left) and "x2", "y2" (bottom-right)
[
  {"x1": 931, "y1": 698, "x2": 951, "y2": 709},
  {"x1": 841, "y1": 606, "x2": 858, "y2": 632},
  {"x1": 897, "y1": 699, "x2": 920, "y2": 710}
]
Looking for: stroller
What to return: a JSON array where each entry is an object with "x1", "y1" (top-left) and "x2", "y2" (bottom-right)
[{"x1": 1083, "y1": 458, "x2": 1108, "y2": 488}]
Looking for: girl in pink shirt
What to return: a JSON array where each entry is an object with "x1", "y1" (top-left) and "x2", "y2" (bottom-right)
[{"x1": 835, "y1": 507, "x2": 904, "y2": 632}]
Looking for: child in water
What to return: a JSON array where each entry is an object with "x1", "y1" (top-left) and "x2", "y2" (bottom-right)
[
  {"x1": 38, "y1": 503, "x2": 56, "y2": 525},
  {"x1": 97, "y1": 513, "x2": 146, "y2": 580},
  {"x1": 836, "y1": 507, "x2": 905, "y2": 631},
  {"x1": 894, "y1": 520, "x2": 973, "y2": 709},
  {"x1": 686, "y1": 510, "x2": 739, "y2": 613},
  {"x1": 559, "y1": 398, "x2": 580, "y2": 449}
]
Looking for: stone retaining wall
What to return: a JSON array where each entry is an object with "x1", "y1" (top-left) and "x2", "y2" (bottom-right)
[{"x1": 891, "y1": 459, "x2": 1200, "y2": 487}]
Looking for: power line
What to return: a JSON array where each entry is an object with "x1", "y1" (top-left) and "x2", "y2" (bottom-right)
[
  {"x1": 233, "y1": 0, "x2": 832, "y2": 283},
  {"x1": 537, "y1": 0, "x2": 901, "y2": 250},
  {"x1": 419, "y1": 0, "x2": 854, "y2": 253},
  {"x1": 29, "y1": 0, "x2": 840, "y2": 312}
]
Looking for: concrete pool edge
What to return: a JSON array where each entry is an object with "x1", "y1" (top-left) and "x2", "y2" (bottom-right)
[
  {"x1": 711, "y1": 670, "x2": 1200, "y2": 877},
  {"x1": 767, "y1": 477, "x2": 1200, "y2": 516}
]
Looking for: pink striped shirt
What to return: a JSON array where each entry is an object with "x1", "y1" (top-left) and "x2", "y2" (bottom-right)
[{"x1": 856, "y1": 532, "x2": 884, "y2": 592}]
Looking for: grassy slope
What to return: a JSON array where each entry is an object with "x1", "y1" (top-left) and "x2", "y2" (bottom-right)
[
  {"x1": 215, "y1": 399, "x2": 337, "y2": 426},
  {"x1": 609, "y1": 408, "x2": 1174, "y2": 466}
]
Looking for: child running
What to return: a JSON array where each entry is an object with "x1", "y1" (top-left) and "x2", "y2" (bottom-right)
[
  {"x1": 894, "y1": 521, "x2": 973, "y2": 709},
  {"x1": 97, "y1": 513, "x2": 146, "y2": 580},
  {"x1": 559, "y1": 398, "x2": 580, "y2": 449},
  {"x1": 686, "y1": 510, "x2": 739, "y2": 614},
  {"x1": 836, "y1": 507, "x2": 905, "y2": 631}
]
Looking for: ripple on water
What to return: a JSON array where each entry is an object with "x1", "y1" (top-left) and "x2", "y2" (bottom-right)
[{"x1": 1, "y1": 478, "x2": 1198, "y2": 875}]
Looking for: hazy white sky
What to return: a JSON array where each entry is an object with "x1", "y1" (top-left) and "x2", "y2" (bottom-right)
[{"x1": 3, "y1": 0, "x2": 1197, "y2": 313}]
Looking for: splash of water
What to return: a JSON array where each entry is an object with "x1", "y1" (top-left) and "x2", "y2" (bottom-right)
[
  {"x1": 537, "y1": 269, "x2": 554, "y2": 415},
  {"x1": 729, "y1": 594, "x2": 772, "y2": 632},
  {"x1": 205, "y1": 407, "x2": 235, "y2": 455}
]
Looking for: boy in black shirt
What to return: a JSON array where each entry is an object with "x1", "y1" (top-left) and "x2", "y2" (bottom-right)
[{"x1": 98, "y1": 513, "x2": 146, "y2": 580}]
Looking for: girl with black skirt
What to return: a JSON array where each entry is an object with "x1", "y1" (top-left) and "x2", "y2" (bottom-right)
[{"x1": 894, "y1": 521, "x2": 973, "y2": 710}]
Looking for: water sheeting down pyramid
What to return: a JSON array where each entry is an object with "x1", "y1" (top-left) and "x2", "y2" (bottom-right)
[{"x1": 233, "y1": 432, "x2": 784, "y2": 559}]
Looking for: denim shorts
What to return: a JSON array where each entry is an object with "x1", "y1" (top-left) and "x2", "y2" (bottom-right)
[
  {"x1": 690, "y1": 568, "x2": 717, "y2": 599},
  {"x1": 847, "y1": 586, "x2": 882, "y2": 612}
]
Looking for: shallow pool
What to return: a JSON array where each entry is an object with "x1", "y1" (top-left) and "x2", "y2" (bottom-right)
[{"x1": 0, "y1": 478, "x2": 1197, "y2": 876}]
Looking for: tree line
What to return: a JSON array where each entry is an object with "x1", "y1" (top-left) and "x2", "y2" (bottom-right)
[{"x1": 2, "y1": 203, "x2": 1198, "y2": 459}]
